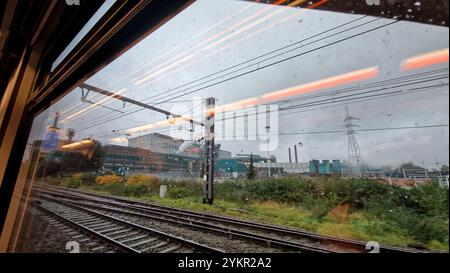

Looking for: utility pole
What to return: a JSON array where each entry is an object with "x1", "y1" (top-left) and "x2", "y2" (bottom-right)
[
  {"x1": 435, "y1": 157, "x2": 444, "y2": 187},
  {"x1": 344, "y1": 107, "x2": 363, "y2": 178},
  {"x1": 265, "y1": 125, "x2": 271, "y2": 178},
  {"x1": 203, "y1": 97, "x2": 215, "y2": 204}
]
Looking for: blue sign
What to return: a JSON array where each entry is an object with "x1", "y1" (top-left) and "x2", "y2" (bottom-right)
[{"x1": 42, "y1": 128, "x2": 60, "y2": 151}]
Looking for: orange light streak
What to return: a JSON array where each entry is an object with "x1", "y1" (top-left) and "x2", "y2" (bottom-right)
[
  {"x1": 61, "y1": 140, "x2": 94, "y2": 150},
  {"x1": 401, "y1": 48, "x2": 449, "y2": 71},
  {"x1": 127, "y1": 66, "x2": 379, "y2": 133},
  {"x1": 262, "y1": 66, "x2": 379, "y2": 101},
  {"x1": 126, "y1": 114, "x2": 193, "y2": 134}
]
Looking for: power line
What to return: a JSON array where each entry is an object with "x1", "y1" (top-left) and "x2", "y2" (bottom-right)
[
  {"x1": 143, "y1": 20, "x2": 399, "y2": 106},
  {"x1": 219, "y1": 124, "x2": 449, "y2": 138},
  {"x1": 73, "y1": 16, "x2": 386, "y2": 131},
  {"x1": 77, "y1": 70, "x2": 449, "y2": 137},
  {"x1": 139, "y1": 16, "x2": 373, "y2": 104},
  {"x1": 75, "y1": 67, "x2": 448, "y2": 131},
  {"x1": 198, "y1": 75, "x2": 450, "y2": 124},
  {"x1": 274, "y1": 68, "x2": 449, "y2": 106},
  {"x1": 88, "y1": 79, "x2": 448, "y2": 142}
]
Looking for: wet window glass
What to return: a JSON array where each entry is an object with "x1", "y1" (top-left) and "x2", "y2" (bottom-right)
[{"x1": 10, "y1": 0, "x2": 449, "y2": 253}]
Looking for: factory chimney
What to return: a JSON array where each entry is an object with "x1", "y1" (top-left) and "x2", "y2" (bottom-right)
[{"x1": 294, "y1": 145, "x2": 298, "y2": 163}]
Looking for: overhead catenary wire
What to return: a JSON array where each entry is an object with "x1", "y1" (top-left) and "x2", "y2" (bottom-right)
[
  {"x1": 78, "y1": 69, "x2": 449, "y2": 136},
  {"x1": 71, "y1": 16, "x2": 377, "y2": 130},
  {"x1": 73, "y1": 18, "x2": 400, "y2": 132},
  {"x1": 89, "y1": 78, "x2": 448, "y2": 143},
  {"x1": 218, "y1": 80, "x2": 449, "y2": 126},
  {"x1": 74, "y1": 66, "x2": 448, "y2": 131},
  {"x1": 218, "y1": 124, "x2": 449, "y2": 139}
]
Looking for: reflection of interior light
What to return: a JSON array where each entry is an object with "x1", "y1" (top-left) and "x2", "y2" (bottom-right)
[
  {"x1": 109, "y1": 137, "x2": 128, "y2": 143},
  {"x1": 133, "y1": 54, "x2": 194, "y2": 85},
  {"x1": 126, "y1": 114, "x2": 194, "y2": 134},
  {"x1": 134, "y1": 0, "x2": 328, "y2": 88},
  {"x1": 125, "y1": 2, "x2": 257, "y2": 81},
  {"x1": 401, "y1": 48, "x2": 449, "y2": 71},
  {"x1": 65, "y1": 88, "x2": 127, "y2": 120},
  {"x1": 134, "y1": 0, "x2": 290, "y2": 87},
  {"x1": 203, "y1": 0, "x2": 291, "y2": 51},
  {"x1": 61, "y1": 140, "x2": 94, "y2": 150},
  {"x1": 211, "y1": 97, "x2": 260, "y2": 115},
  {"x1": 128, "y1": 66, "x2": 379, "y2": 132}
]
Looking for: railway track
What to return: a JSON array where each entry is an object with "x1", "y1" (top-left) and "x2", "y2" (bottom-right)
[
  {"x1": 33, "y1": 198, "x2": 224, "y2": 253},
  {"x1": 37, "y1": 185, "x2": 422, "y2": 253}
]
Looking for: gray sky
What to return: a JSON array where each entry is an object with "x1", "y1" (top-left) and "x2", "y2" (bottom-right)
[{"x1": 28, "y1": 0, "x2": 449, "y2": 169}]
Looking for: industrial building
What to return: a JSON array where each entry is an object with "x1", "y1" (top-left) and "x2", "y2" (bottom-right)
[
  {"x1": 102, "y1": 144, "x2": 202, "y2": 177},
  {"x1": 102, "y1": 133, "x2": 232, "y2": 177},
  {"x1": 129, "y1": 133, "x2": 195, "y2": 156},
  {"x1": 309, "y1": 160, "x2": 346, "y2": 175}
]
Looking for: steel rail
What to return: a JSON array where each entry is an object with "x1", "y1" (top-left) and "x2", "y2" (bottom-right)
[
  {"x1": 41, "y1": 186, "x2": 423, "y2": 253},
  {"x1": 39, "y1": 190, "x2": 342, "y2": 253},
  {"x1": 30, "y1": 201, "x2": 139, "y2": 253},
  {"x1": 38, "y1": 196, "x2": 225, "y2": 253}
]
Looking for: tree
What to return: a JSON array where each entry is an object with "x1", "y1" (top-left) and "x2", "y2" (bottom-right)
[
  {"x1": 441, "y1": 165, "x2": 449, "y2": 174},
  {"x1": 247, "y1": 153, "x2": 256, "y2": 180}
]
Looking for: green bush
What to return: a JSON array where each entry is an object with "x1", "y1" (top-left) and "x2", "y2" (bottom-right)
[
  {"x1": 103, "y1": 182, "x2": 127, "y2": 196},
  {"x1": 63, "y1": 178, "x2": 81, "y2": 188},
  {"x1": 89, "y1": 175, "x2": 448, "y2": 246},
  {"x1": 71, "y1": 172, "x2": 97, "y2": 186},
  {"x1": 125, "y1": 183, "x2": 150, "y2": 197},
  {"x1": 168, "y1": 187, "x2": 196, "y2": 199},
  {"x1": 79, "y1": 172, "x2": 97, "y2": 185}
]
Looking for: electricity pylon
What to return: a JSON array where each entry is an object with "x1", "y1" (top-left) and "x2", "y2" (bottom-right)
[{"x1": 344, "y1": 106, "x2": 363, "y2": 178}]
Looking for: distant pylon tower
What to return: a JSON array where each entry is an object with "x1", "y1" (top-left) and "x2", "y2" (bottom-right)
[{"x1": 344, "y1": 106, "x2": 363, "y2": 177}]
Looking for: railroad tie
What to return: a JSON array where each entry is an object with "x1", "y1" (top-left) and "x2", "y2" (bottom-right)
[
  {"x1": 111, "y1": 231, "x2": 141, "y2": 240},
  {"x1": 119, "y1": 235, "x2": 150, "y2": 244},
  {"x1": 129, "y1": 238, "x2": 159, "y2": 248},
  {"x1": 158, "y1": 244, "x2": 182, "y2": 253}
]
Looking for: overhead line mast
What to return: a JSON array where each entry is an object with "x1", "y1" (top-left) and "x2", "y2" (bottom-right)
[
  {"x1": 79, "y1": 83, "x2": 204, "y2": 126},
  {"x1": 79, "y1": 83, "x2": 216, "y2": 204}
]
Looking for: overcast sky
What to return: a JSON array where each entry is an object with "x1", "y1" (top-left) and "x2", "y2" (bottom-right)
[{"x1": 28, "y1": 0, "x2": 449, "y2": 169}]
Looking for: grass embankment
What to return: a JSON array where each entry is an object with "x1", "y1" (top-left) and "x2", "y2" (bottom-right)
[{"x1": 46, "y1": 174, "x2": 449, "y2": 251}]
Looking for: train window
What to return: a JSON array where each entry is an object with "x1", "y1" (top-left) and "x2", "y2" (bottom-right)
[{"x1": 8, "y1": 0, "x2": 450, "y2": 253}]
